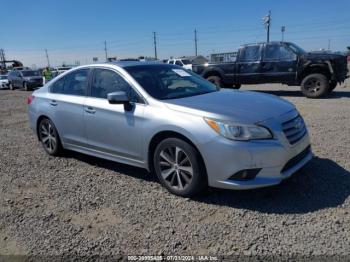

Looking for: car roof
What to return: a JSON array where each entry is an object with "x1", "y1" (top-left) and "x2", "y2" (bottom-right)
[{"x1": 109, "y1": 61, "x2": 163, "y2": 68}]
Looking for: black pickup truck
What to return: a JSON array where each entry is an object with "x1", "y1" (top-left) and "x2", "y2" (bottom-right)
[{"x1": 192, "y1": 42, "x2": 348, "y2": 98}]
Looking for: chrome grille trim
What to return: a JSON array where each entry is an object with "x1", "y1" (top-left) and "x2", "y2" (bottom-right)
[{"x1": 282, "y1": 115, "x2": 307, "y2": 145}]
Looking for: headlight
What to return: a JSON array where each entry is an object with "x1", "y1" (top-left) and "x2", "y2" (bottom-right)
[{"x1": 204, "y1": 117, "x2": 272, "y2": 141}]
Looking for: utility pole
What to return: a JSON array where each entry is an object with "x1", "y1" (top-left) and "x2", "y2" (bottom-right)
[
  {"x1": 281, "y1": 26, "x2": 285, "y2": 41},
  {"x1": 0, "y1": 49, "x2": 6, "y2": 69},
  {"x1": 194, "y1": 29, "x2": 198, "y2": 56},
  {"x1": 328, "y1": 39, "x2": 331, "y2": 50},
  {"x1": 263, "y1": 11, "x2": 271, "y2": 43},
  {"x1": 104, "y1": 40, "x2": 108, "y2": 62},
  {"x1": 153, "y1": 32, "x2": 158, "y2": 60},
  {"x1": 45, "y1": 49, "x2": 50, "y2": 68}
]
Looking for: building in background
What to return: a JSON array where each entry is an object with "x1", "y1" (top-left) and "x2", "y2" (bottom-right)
[{"x1": 210, "y1": 52, "x2": 237, "y2": 63}]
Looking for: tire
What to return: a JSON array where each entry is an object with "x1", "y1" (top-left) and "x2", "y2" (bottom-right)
[
  {"x1": 206, "y1": 75, "x2": 231, "y2": 88},
  {"x1": 23, "y1": 82, "x2": 29, "y2": 91},
  {"x1": 300, "y1": 73, "x2": 330, "y2": 98},
  {"x1": 328, "y1": 81, "x2": 337, "y2": 92},
  {"x1": 9, "y1": 82, "x2": 14, "y2": 90},
  {"x1": 232, "y1": 84, "x2": 241, "y2": 89},
  {"x1": 153, "y1": 138, "x2": 207, "y2": 197},
  {"x1": 38, "y1": 118, "x2": 63, "y2": 156}
]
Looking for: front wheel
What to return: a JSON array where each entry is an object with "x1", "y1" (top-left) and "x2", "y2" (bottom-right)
[
  {"x1": 153, "y1": 138, "x2": 207, "y2": 197},
  {"x1": 300, "y1": 73, "x2": 329, "y2": 98},
  {"x1": 9, "y1": 82, "x2": 14, "y2": 90},
  {"x1": 38, "y1": 118, "x2": 63, "y2": 156}
]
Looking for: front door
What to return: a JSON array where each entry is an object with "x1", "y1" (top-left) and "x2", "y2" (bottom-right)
[
  {"x1": 261, "y1": 43, "x2": 297, "y2": 83},
  {"x1": 84, "y1": 68, "x2": 146, "y2": 162}
]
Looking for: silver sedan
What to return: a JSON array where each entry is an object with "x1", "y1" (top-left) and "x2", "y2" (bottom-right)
[{"x1": 28, "y1": 62, "x2": 313, "y2": 197}]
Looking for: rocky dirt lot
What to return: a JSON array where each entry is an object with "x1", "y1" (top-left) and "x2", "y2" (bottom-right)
[{"x1": 0, "y1": 80, "x2": 349, "y2": 260}]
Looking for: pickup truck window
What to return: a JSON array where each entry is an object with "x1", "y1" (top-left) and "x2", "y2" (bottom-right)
[
  {"x1": 264, "y1": 44, "x2": 295, "y2": 61},
  {"x1": 239, "y1": 45, "x2": 261, "y2": 61},
  {"x1": 175, "y1": 60, "x2": 183, "y2": 66}
]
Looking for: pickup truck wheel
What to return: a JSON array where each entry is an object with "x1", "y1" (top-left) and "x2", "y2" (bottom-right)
[
  {"x1": 232, "y1": 84, "x2": 241, "y2": 89},
  {"x1": 301, "y1": 73, "x2": 329, "y2": 98},
  {"x1": 206, "y1": 76, "x2": 226, "y2": 88}
]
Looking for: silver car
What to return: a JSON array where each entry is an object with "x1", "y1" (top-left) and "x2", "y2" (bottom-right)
[{"x1": 28, "y1": 62, "x2": 313, "y2": 197}]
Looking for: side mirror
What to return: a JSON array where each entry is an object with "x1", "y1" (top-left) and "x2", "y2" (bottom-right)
[{"x1": 107, "y1": 91, "x2": 129, "y2": 104}]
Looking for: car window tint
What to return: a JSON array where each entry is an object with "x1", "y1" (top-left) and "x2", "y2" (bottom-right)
[
  {"x1": 265, "y1": 44, "x2": 295, "y2": 61},
  {"x1": 240, "y1": 46, "x2": 260, "y2": 61},
  {"x1": 63, "y1": 69, "x2": 89, "y2": 96},
  {"x1": 51, "y1": 77, "x2": 65, "y2": 93},
  {"x1": 91, "y1": 69, "x2": 141, "y2": 102}
]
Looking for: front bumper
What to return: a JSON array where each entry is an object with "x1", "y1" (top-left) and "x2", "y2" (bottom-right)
[
  {"x1": 0, "y1": 82, "x2": 9, "y2": 89},
  {"x1": 199, "y1": 110, "x2": 313, "y2": 190}
]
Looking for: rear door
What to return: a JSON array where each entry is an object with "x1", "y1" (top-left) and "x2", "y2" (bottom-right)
[
  {"x1": 236, "y1": 45, "x2": 263, "y2": 84},
  {"x1": 84, "y1": 68, "x2": 146, "y2": 162},
  {"x1": 48, "y1": 68, "x2": 90, "y2": 147},
  {"x1": 261, "y1": 43, "x2": 297, "y2": 83}
]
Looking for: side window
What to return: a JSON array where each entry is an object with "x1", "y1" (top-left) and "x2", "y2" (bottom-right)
[
  {"x1": 239, "y1": 46, "x2": 261, "y2": 61},
  {"x1": 62, "y1": 69, "x2": 89, "y2": 96},
  {"x1": 175, "y1": 60, "x2": 183, "y2": 66},
  {"x1": 91, "y1": 69, "x2": 141, "y2": 103},
  {"x1": 264, "y1": 44, "x2": 295, "y2": 61},
  {"x1": 51, "y1": 77, "x2": 65, "y2": 93}
]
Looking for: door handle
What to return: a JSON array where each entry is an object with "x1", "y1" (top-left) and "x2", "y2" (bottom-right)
[
  {"x1": 85, "y1": 106, "x2": 96, "y2": 114},
  {"x1": 50, "y1": 100, "x2": 57, "y2": 106}
]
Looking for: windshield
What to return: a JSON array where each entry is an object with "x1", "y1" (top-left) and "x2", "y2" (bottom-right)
[
  {"x1": 21, "y1": 71, "x2": 40, "y2": 77},
  {"x1": 0, "y1": 75, "x2": 7, "y2": 80},
  {"x1": 286, "y1": 43, "x2": 306, "y2": 54},
  {"x1": 125, "y1": 64, "x2": 218, "y2": 100},
  {"x1": 181, "y1": 59, "x2": 191, "y2": 65}
]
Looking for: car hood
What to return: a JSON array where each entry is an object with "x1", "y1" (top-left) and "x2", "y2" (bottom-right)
[{"x1": 164, "y1": 89, "x2": 295, "y2": 124}]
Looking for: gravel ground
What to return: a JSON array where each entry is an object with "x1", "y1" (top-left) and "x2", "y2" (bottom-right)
[{"x1": 0, "y1": 80, "x2": 350, "y2": 260}]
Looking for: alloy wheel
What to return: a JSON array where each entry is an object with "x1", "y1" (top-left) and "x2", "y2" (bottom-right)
[
  {"x1": 305, "y1": 78, "x2": 321, "y2": 92},
  {"x1": 40, "y1": 120, "x2": 57, "y2": 153},
  {"x1": 159, "y1": 146, "x2": 193, "y2": 190}
]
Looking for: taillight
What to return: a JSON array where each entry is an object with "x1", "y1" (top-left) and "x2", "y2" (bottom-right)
[{"x1": 27, "y1": 95, "x2": 35, "y2": 105}]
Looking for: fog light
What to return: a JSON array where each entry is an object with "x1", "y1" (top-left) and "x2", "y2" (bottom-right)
[{"x1": 229, "y1": 168, "x2": 261, "y2": 181}]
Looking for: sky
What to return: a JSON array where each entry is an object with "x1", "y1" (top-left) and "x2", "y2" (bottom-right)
[{"x1": 1, "y1": 0, "x2": 349, "y2": 67}]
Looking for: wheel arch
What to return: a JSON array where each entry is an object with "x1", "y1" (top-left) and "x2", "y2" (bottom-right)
[
  {"x1": 36, "y1": 115, "x2": 53, "y2": 140},
  {"x1": 147, "y1": 130, "x2": 208, "y2": 179},
  {"x1": 203, "y1": 68, "x2": 224, "y2": 79},
  {"x1": 300, "y1": 63, "x2": 331, "y2": 82}
]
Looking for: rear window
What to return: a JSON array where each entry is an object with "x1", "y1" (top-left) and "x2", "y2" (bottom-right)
[
  {"x1": 239, "y1": 46, "x2": 261, "y2": 61},
  {"x1": 21, "y1": 71, "x2": 40, "y2": 77}
]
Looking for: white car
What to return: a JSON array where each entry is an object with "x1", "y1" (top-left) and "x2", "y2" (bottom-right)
[
  {"x1": 167, "y1": 59, "x2": 192, "y2": 70},
  {"x1": 0, "y1": 75, "x2": 9, "y2": 89}
]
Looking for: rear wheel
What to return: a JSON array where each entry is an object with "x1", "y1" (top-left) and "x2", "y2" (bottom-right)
[
  {"x1": 38, "y1": 118, "x2": 63, "y2": 156},
  {"x1": 232, "y1": 84, "x2": 241, "y2": 89},
  {"x1": 301, "y1": 73, "x2": 329, "y2": 98},
  {"x1": 153, "y1": 138, "x2": 207, "y2": 197},
  {"x1": 206, "y1": 75, "x2": 231, "y2": 88}
]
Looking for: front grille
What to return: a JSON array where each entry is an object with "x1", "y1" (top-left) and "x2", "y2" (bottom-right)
[
  {"x1": 282, "y1": 115, "x2": 307, "y2": 145},
  {"x1": 281, "y1": 145, "x2": 311, "y2": 173}
]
